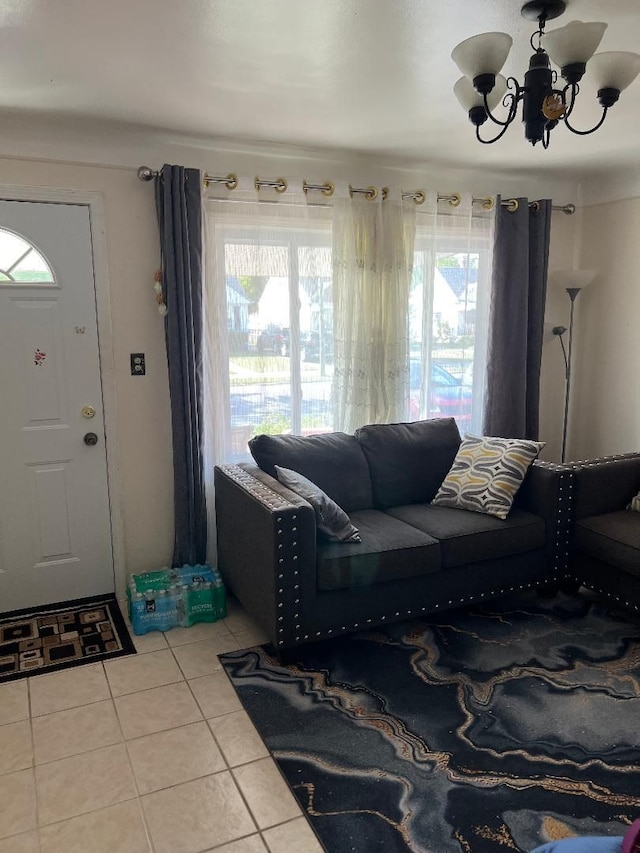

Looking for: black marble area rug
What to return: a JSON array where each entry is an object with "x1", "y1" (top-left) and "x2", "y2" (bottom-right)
[{"x1": 220, "y1": 591, "x2": 640, "y2": 853}]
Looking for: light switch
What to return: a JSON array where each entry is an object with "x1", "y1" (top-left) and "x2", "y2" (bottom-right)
[{"x1": 130, "y1": 353, "x2": 146, "y2": 375}]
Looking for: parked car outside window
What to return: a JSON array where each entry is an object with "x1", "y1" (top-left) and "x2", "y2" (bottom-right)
[
  {"x1": 409, "y1": 359, "x2": 472, "y2": 421},
  {"x1": 303, "y1": 331, "x2": 333, "y2": 363},
  {"x1": 256, "y1": 325, "x2": 290, "y2": 356}
]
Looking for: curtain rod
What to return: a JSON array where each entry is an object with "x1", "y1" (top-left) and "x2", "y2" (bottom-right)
[{"x1": 137, "y1": 166, "x2": 575, "y2": 215}]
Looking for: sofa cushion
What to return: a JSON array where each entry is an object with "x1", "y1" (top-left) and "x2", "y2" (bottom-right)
[
  {"x1": 275, "y1": 465, "x2": 360, "y2": 542},
  {"x1": 385, "y1": 503, "x2": 545, "y2": 568},
  {"x1": 249, "y1": 431, "x2": 373, "y2": 512},
  {"x1": 573, "y1": 457, "x2": 640, "y2": 520},
  {"x1": 431, "y1": 433, "x2": 544, "y2": 519},
  {"x1": 575, "y1": 511, "x2": 640, "y2": 578},
  {"x1": 354, "y1": 418, "x2": 461, "y2": 509},
  {"x1": 317, "y1": 509, "x2": 441, "y2": 591}
]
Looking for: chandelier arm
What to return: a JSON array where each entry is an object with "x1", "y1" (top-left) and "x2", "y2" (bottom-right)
[
  {"x1": 563, "y1": 106, "x2": 609, "y2": 136},
  {"x1": 482, "y1": 78, "x2": 521, "y2": 127},
  {"x1": 475, "y1": 122, "x2": 513, "y2": 145},
  {"x1": 562, "y1": 83, "x2": 579, "y2": 120}
]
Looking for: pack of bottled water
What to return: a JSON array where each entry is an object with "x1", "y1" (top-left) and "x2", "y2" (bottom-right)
[{"x1": 126, "y1": 564, "x2": 227, "y2": 635}]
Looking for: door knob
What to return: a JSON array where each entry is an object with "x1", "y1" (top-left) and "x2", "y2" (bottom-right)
[{"x1": 83, "y1": 432, "x2": 99, "y2": 446}]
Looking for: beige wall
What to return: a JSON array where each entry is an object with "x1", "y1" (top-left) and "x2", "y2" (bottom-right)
[
  {"x1": 538, "y1": 212, "x2": 580, "y2": 461},
  {"x1": 568, "y1": 197, "x2": 640, "y2": 459},
  {"x1": 0, "y1": 144, "x2": 583, "y2": 594}
]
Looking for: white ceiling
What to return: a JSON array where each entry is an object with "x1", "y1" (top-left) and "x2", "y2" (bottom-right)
[{"x1": 1, "y1": 0, "x2": 639, "y2": 178}]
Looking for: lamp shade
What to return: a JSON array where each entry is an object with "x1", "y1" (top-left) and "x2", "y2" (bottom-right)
[
  {"x1": 454, "y1": 75, "x2": 507, "y2": 111},
  {"x1": 542, "y1": 21, "x2": 607, "y2": 68},
  {"x1": 550, "y1": 269, "x2": 597, "y2": 289},
  {"x1": 588, "y1": 51, "x2": 640, "y2": 92},
  {"x1": 451, "y1": 32, "x2": 513, "y2": 79}
]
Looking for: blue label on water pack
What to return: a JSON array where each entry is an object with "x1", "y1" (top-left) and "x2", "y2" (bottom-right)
[{"x1": 129, "y1": 592, "x2": 178, "y2": 634}]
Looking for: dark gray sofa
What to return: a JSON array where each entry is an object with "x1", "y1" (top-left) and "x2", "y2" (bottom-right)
[
  {"x1": 214, "y1": 418, "x2": 571, "y2": 652},
  {"x1": 565, "y1": 453, "x2": 640, "y2": 613}
]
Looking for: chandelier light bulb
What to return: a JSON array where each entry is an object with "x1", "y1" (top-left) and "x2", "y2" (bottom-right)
[
  {"x1": 589, "y1": 51, "x2": 640, "y2": 93},
  {"x1": 542, "y1": 21, "x2": 607, "y2": 69},
  {"x1": 454, "y1": 75, "x2": 507, "y2": 112},
  {"x1": 451, "y1": 32, "x2": 513, "y2": 81}
]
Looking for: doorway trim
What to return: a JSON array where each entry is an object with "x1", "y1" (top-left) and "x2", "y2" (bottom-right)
[{"x1": 0, "y1": 183, "x2": 125, "y2": 598}]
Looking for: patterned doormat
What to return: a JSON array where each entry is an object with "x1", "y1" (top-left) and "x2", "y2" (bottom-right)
[
  {"x1": 0, "y1": 594, "x2": 135, "y2": 683},
  {"x1": 220, "y1": 590, "x2": 640, "y2": 853}
]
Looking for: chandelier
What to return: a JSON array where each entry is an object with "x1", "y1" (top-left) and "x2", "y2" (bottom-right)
[{"x1": 451, "y1": 0, "x2": 640, "y2": 147}]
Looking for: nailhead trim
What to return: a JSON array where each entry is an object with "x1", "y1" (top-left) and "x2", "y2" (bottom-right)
[
  {"x1": 574, "y1": 578, "x2": 640, "y2": 612},
  {"x1": 565, "y1": 452, "x2": 640, "y2": 469},
  {"x1": 295, "y1": 577, "x2": 558, "y2": 645},
  {"x1": 218, "y1": 464, "x2": 301, "y2": 511},
  {"x1": 274, "y1": 508, "x2": 301, "y2": 647},
  {"x1": 552, "y1": 468, "x2": 576, "y2": 576}
]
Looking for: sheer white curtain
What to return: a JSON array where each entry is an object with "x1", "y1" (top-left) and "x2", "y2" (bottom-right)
[
  {"x1": 332, "y1": 187, "x2": 416, "y2": 432},
  {"x1": 409, "y1": 192, "x2": 494, "y2": 436},
  {"x1": 202, "y1": 178, "x2": 330, "y2": 562}
]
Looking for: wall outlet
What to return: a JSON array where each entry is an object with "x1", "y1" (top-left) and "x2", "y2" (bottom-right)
[{"x1": 130, "y1": 353, "x2": 146, "y2": 375}]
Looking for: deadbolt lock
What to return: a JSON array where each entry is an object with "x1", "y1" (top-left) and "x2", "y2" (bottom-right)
[{"x1": 82, "y1": 405, "x2": 96, "y2": 419}]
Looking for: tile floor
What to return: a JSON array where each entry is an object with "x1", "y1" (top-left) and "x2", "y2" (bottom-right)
[{"x1": 0, "y1": 597, "x2": 324, "y2": 853}]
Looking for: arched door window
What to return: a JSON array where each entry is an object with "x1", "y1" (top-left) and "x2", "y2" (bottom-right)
[{"x1": 0, "y1": 227, "x2": 55, "y2": 284}]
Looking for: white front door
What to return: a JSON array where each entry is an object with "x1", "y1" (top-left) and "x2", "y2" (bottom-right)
[{"x1": 0, "y1": 200, "x2": 113, "y2": 612}]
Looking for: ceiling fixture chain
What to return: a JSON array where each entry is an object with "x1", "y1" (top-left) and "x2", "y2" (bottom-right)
[{"x1": 451, "y1": 0, "x2": 640, "y2": 148}]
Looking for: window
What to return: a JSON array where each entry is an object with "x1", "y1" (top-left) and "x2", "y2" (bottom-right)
[
  {"x1": 0, "y1": 228, "x2": 55, "y2": 284},
  {"x1": 205, "y1": 196, "x2": 492, "y2": 462},
  {"x1": 212, "y1": 221, "x2": 334, "y2": 460},
  {"x1": 408, "y1": 214, "x2": 491, "y2": 436}
]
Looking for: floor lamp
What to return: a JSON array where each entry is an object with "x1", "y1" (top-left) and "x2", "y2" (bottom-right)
[{"x1": 551, "y1": 270, "x2": 597, "y2": 463}]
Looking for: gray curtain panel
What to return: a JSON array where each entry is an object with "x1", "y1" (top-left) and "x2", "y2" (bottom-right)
[
  {"x1": 483, "y1": 197, "x2": 552, "y2": 440},
  {"x1": 155, "y1": 164, "x2": 207, "y2": 566}
]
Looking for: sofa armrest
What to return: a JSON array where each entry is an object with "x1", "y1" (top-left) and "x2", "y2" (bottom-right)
[
  {"x1": 214, "y1": 463, "x2": 317, "y2": 649},
  {"x1": 568, "y1": 453, "x2": 640, "y2": 520},
  {"x1": 515, "y1": 460, "x2": 574, "y2": 570}
]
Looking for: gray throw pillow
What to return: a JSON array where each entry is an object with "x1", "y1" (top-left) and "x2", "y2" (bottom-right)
[{"x1": 275, "y1": 465, "x2": 361, "y2": 542}]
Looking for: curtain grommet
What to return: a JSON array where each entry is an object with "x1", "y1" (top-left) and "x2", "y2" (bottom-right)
[
  {"x1": 349, "y1": 184, "x2": 378, "y2": 200},
  {"x1": 303, "y1": 180, "x2": 334, "y2": 197},
  {"x1": 255, "y1": 176, "x2": 288, "y2": 193}
]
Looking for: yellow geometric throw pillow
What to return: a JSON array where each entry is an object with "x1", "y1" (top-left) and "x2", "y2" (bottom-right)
[{"x1": 431, "y1": 434, "x2": 545, "y2": 520}]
